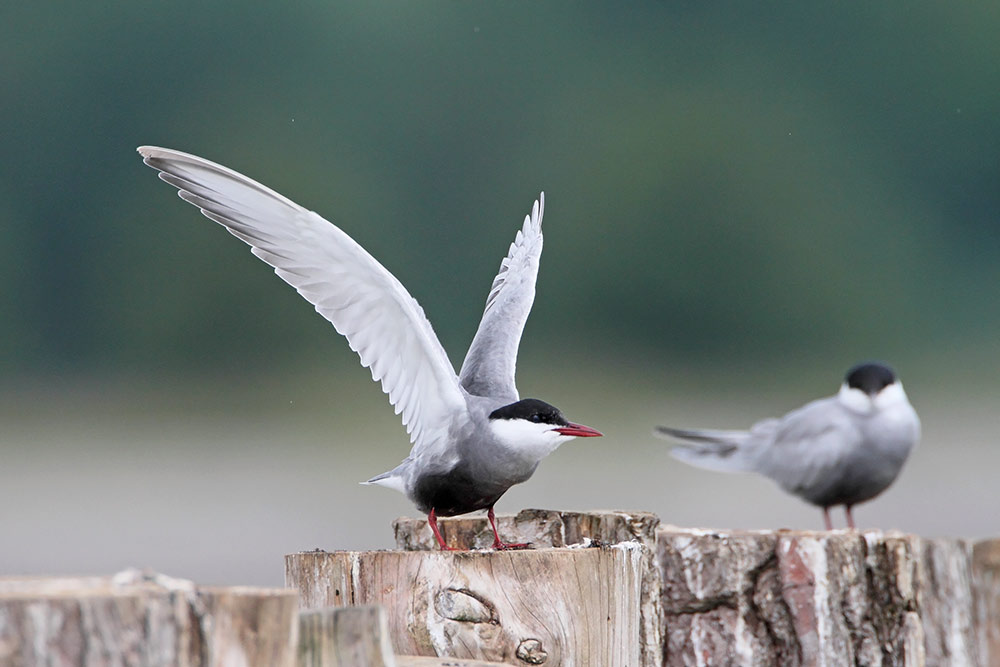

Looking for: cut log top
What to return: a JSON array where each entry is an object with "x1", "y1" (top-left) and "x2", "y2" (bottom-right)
[{"x1": 393, "y1": 507, "x2": 660, "y2": 551}]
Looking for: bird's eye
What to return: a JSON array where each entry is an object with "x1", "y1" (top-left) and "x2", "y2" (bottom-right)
[{"x1": 531, "y1": 414, "x2": 542, "y2": 423}]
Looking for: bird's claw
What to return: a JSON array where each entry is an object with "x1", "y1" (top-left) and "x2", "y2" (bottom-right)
[{"x1": 491, "y1": 540, "x2": 531, "y2": 550}]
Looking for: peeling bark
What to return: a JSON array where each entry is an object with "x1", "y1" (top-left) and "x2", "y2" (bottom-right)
[{"x1": 658, "y1": 527, "x2": 998, "y2": 666}]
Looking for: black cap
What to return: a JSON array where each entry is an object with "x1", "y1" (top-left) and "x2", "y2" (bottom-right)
[
  {"x1": 489, "y1": 398, "x2": 568, "y2": 426},
  {"x1": 845, "y1": 362, "x2": 897, "y2": 395}
]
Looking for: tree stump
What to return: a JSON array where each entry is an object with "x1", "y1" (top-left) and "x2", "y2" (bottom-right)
[
  {"x1": 0, "y1": 570, "x2": 298, "y2": 666},
  {"x1": 288, "y1": 510, "x2": 1000, "y2": 666}
]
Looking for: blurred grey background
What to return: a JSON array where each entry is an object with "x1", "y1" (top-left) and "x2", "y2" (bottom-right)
[{"x1": 2, "y1": 3, "x2": 998, "y2": 586}]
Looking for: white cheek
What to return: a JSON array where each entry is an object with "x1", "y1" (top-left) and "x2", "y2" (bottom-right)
[
  {"x1": 837, "y1": 383, "x2": 873, "y2": 413},
  {"x1": 873, "y1": 382, "x2": 909, "y2": 410},
  {"x1": 489, "y1": 420, "x2": 569, "y2": 459}
]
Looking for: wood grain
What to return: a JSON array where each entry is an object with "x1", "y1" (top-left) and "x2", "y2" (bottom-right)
[{"x1": 288, "y1": 544, "x2": 653, "y2": 666}]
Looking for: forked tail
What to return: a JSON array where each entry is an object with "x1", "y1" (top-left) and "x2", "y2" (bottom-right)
[{"x1": 654, "y1": 426, "x2": 756, "y2": 473}]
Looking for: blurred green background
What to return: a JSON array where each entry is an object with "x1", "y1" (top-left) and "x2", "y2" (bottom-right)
[{"x1": 2, "y1": 3, "x2": 998, "y2": 585}]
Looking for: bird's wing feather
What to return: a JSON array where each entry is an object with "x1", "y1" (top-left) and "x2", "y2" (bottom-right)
[
  {"x1": 138, "y1": 146, "x2": 468, "y2": 464},
  {"x1": 458, "y1": 193, "x2": 544, "y2": 398},
  {"x1": 751, "y1": 397, "x2": 860, "y2": 494}
]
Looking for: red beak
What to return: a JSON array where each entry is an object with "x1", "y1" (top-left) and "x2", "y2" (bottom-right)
[{"x1": 553, "y1": 422, "x2": 603, "y2": 438}]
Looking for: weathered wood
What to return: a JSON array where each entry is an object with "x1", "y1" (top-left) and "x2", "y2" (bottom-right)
[
  {"x1": 396, "y1": 657, "x2": 509, "y2": 666},
  {"x1": 0, "y1": 570, "x2": 298, "y2": 667},
  {"x1": 299, "y1": 605, "x2": 394, "y2": 667},
  {"x1": 972, "y1": 539, "x2": 1000, "y2": 665},
  {"x1": 657, "y1": 526, "x2": 1000, "y2": 666},
  {"x1": 292, "y1": 511, "x2": 1000, "y2": 666},
  {"x1": 287, "y1": 544, "x2": 656, "y2": 666},
  {"x1": 392, "y1": 508, "x2": 659, "y2": 551},
  {"x1": 396, "y1": 657, "x2": 510, "y2": 666}
]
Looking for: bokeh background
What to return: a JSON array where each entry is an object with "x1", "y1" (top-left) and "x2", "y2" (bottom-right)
[{"x1": 3, "y1": 3, "x2": 998, "y2": 586}]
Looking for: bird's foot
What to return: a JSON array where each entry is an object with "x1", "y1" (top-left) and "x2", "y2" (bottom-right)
[{"x1": 491, "y1": 539, "x2": 531, "y2": 550}]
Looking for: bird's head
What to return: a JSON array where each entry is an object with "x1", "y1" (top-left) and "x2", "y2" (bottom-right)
[
  {"x1": 838, "y1": 362, "x2": 908, "y2": 413},
  {"x1": 488, "y1": 398, "x2": 602, "y2": 461}
]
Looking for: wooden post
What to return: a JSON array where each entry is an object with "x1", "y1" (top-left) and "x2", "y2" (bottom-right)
[
  {"x1": 0, "y1": 570, "x2": 298, "y2": 667},
  {"x1": 287, "y1": 544, "x2": 658, "y2": 666},
  {"x1": 289, "y1": 511, "x2": 1000, "y2": 667}
]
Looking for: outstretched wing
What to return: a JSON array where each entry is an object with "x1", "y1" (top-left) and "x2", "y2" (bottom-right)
[
  {"x1": 458, "y1": 193, "x2": 544, "y2": 399},
  {"x1": 138, "y1": 146, "x2": 468, "y2": 463}
]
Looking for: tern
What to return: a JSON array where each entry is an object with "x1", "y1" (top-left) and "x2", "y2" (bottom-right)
[
  {"x1": 655, "y1": 362, "x2": 919, "y2": 530},
  {"x1": 138, "y1": 146, "x2": 602, "y2": 550}
]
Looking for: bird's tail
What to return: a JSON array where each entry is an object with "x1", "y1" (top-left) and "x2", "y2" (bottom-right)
[
  {"x1": 654, "y1": 426, "x2": 756, "y2": 473},
  {"x1": 362, "y1": 469, "x2": 407, "y2": 494}
]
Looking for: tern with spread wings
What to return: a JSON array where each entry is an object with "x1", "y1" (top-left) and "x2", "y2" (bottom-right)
[{"x1": 139, "y1": 146, "x2": 602, "y2": 550}]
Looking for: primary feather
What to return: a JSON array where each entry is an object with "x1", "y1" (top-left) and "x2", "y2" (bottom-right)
[
  {"x1": 459, "y1": 194, "x2": 544, "y2": 399},
  {"x1": 138, "y1": 146, "x2": 468, "y2": 466}
]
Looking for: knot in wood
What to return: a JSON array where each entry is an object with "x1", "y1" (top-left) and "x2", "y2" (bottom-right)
[
  {"x1": 434, "y1": 588, "x2": 497, "y2": 624},
  {"x1": 516, "y1": 638, "x2": 548, "y2": 664}
]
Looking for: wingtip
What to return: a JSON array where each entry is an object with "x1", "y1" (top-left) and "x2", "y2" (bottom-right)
[
  {"x1": 528, "y1": 191, "x2": 545, "y2": 230},
  {"x1": 137, "y1": 146, "x2": 178, "y2": 166},
  {"x1": 137, "y1": 145, "x2": 199, "y2": 164}
]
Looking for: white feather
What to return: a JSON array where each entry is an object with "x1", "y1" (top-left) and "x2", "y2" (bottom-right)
[
  {"x1": 139, "y1": 146, "x2": 469, "y2": 467},
  {"x1": 459, "y1": 194, "x2": 544, "y2": 399}
]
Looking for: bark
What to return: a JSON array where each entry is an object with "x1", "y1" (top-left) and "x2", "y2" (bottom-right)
[{"x1": 657, "y1": 526, "x2": 1000, "y2": 666}]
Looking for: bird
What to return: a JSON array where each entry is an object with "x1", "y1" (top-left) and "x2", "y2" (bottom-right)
[
  {"x1": 654, "y1": 362, "x2": 919, "y2": 530},
  {"x1": 138, "y1": 146, "x2": 602, "y2": 550}
]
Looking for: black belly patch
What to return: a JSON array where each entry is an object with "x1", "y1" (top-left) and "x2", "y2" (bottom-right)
[{"x1": 412, "y1": 467, "x2": 509, "y2": 516}]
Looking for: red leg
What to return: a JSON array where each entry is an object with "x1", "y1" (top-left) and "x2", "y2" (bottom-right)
[
  {"x1": 428, "y1": 508, "x2": 456, "y2": 551},
  {"x1": 823, "y1": 507, "x2": 833, "y2": 531},
  {"x1": 845, "y1": 505, "x2": 856, "y2": 530},
  {"x1": 488, "y1": 506, "x2": 530, "y2": 550}
]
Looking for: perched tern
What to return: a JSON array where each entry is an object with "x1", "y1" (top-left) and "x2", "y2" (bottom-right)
[
  {"x1": 138, "y1": 146, "x2": 602, "y2": 550},
  {"x1": 655, "y1": 362, "x2": 919, "y2": 530}
]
